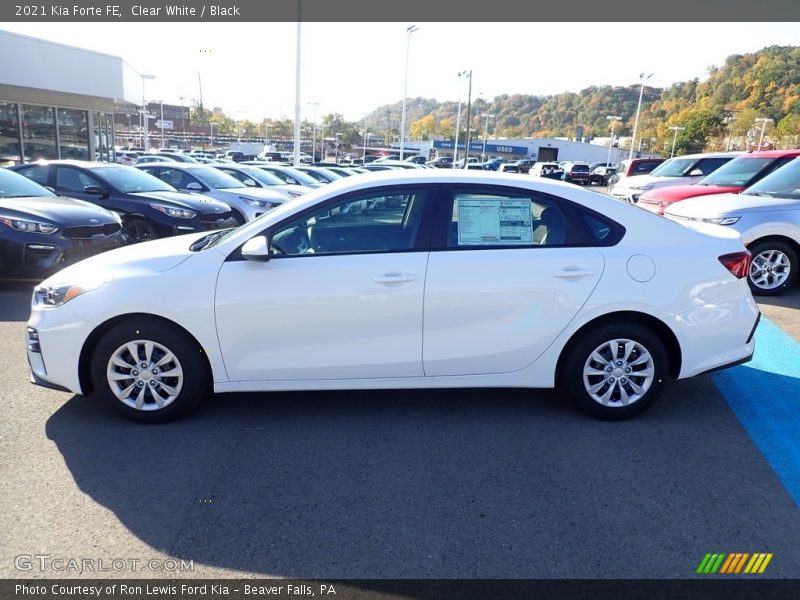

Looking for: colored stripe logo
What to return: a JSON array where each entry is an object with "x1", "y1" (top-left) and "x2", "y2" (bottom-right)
[{"x1": 697, "y1": 553, "x2": 772, "y2": 574}]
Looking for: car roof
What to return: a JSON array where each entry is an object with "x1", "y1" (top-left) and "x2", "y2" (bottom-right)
[
  {"x1": 22, "y1": 160, "x2": 124, "y2": 169},
  {"x1": 739, "y1": 149, "x2": 800, "y2": 158}
]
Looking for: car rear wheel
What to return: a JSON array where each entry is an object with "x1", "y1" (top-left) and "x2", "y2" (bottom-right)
[
  {"x1": 90, "y1": 318, "x2": 210, "y2": 423},
  {"x1": 746, "y1": 240, "x2": 797, "y2": 296},
  {"x1": 124, "y1": 218, "x2": 158, "y2": 243},
  {"x1": 559, "y1": 322, "x2": 668, "y2": 420}
]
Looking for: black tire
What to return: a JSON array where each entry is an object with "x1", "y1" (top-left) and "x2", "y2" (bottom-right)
[
  {"x1": 90, "y1": 317, "x2": 210, "y2": 423},
  {"x1": 559, "y1": 322, "x2": 669, "y2": 420},
  {"x1": 231, "y1": 210, "x2": 247, "y2": 226},
  {"x1": 746, "y1": 240, "x2": 798, "y2": 296},
  {"x1": 124, "y1": 218, "x2": 159, "y2": 243}
]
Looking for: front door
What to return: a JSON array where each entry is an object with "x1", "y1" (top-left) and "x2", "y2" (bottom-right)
[{"x1": 215, "y1": 185, "x2": 434, "y2": 382}]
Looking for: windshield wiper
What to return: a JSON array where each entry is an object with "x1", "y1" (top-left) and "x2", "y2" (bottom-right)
[
  {"x1": 743, "y1": 191, "x2": 776, "y2": 197},
  {"x1": 189, "y1": 229, "x2": 233, "y2": 252}
]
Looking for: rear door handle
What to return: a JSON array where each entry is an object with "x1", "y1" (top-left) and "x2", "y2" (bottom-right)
[
  {"x1": 553, "y1": 267, "x2": 595, "y2": 278},
  {"x1": 373, "y1": 272, "x2": 416, "y2": 284}
]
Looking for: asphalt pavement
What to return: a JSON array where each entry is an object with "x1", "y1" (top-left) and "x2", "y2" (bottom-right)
[{"x1": 1, "y1": 279, "x2": 799, "y2": 580}]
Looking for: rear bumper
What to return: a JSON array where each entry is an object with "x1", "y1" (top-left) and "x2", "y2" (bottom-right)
[{"x1": 673, "y1": 286, "x2": 760, "y2": 379}]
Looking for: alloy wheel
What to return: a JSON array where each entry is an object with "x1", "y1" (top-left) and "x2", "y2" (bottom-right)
[
  {"x1": 106, "y1": 340, "x2": 184, "y2": 411},
  {"x1": 582, "y1": 338, "x2": 655, "y2": 407}
]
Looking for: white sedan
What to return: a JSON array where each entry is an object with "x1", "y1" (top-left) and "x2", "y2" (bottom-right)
[{"x1": 26, "y1": 171, "x2": 759, "y2": 422}]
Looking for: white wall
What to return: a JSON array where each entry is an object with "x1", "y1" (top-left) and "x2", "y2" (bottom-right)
[{"x1": 0, "y1": 30, "x2": 140, "y2": 104}]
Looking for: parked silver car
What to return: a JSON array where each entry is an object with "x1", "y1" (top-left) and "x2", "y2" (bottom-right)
[{"x1": 137, "y1": 163, "x2": 289, "y2": 223}]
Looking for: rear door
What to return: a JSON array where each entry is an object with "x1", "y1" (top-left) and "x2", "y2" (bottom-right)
[{"x1": 423, "y1": 185, "x2": 605, "y2": 377}]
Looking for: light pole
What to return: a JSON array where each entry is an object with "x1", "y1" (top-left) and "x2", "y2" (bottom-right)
[
  {"x1": 453, "y1": 70, "x2": 469, "y2": 164},
  {"x1": 307, "y1": 101, "x2": 319, "y2": 161},
  {"x1": 139, "y1": 74, "x2": 155, "y2": 150},
  {"x1": 334, "y1": 132, "x2": 340, "y2": 161},
  {"x1": 755, "y1": 117, "x2": 774, "y2": 151},
  {"x1": 158, "y1": 101, "x2": 165, "y2": 149},
  {"x1": 606, "y1": 115, "x2": 622, "y2": 167},
  {"x1": 628, "y1": 72, "x2": 653, "y2": 161},
  {"x1": 668, "y1": 126, "x2": 686, "y2": 157},
  {"x1": 480, "y1": 113, "x2": 495, "y2": 161},
  {"x1": 399, "y1": 24, "x2": 418, "y2": 162},
  {"x1": 462, "y1": 70, "x2": 473, "y2": 168},
  {"x1": 293, "y1": 20, "x2": 302, "y2": 167},
  {"x1": 363, "y1": 131, "x2": 373, "y2": 163},
  {"x1": 209, "y1": 122, "x2": 214, "y2": 149},
  {"x1": 178, "y1": 95, "x2": 185, "y2": 146}
]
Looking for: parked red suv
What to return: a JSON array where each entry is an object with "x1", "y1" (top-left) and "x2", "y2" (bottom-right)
[
  {"x1": 607, "y1": 157, "x2": 665, "y2": 189},
  {"x1": 638, "y1": 149, "x2": 800, "y2": 215}
]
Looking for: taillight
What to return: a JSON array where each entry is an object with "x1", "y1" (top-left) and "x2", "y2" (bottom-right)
[{"x1": 718, "y1": 251, "x2": 751, "y2": 279}]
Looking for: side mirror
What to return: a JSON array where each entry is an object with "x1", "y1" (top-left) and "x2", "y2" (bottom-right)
[
  {"x1": 185, "y1": 182, "x2": 204, "y2": 191},
  {"x1": 241, "y1": 236, "x2": 271, "y2": 262},
  {"x1": 83, "y1": 185, "x2": 106, "y2": 197},
  {"x1": 689, "y1": 169, "x2": 703, "y2": 177},
  {"x1": 244, "y1": 179, "x2": 257, "y2": 187}
]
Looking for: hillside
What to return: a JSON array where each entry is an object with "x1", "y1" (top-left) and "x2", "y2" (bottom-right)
[{"x1": 363, "y1": 45, "x2": 800, "y2": 155}]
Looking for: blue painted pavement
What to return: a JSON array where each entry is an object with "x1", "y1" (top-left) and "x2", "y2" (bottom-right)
[{"x1": 712, "y1": 317, "x2": 800, "y2": 506}]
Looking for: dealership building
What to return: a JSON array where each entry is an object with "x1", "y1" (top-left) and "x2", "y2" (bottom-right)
[{"x1": 0, "y1": 30, "x2": 142, "y2": 165}]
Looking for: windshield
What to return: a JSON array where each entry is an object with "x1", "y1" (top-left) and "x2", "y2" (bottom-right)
[
  {"x1": 262, "y1": 167, "x2": 319, "y2": 186},
  {"x1": 649, "y1": 157, "x2": 698, "y2": 177},
  {"x1": 95, "y1": 166, "x2": 176, "y2": 193},
  {"x1": 743, "y1": 158, "x2": 800, "y2": 199},
  {"x1": 241, "y1": 167, "x2": 287, "y2": 186},
  {"x1": 188, "y1": 166, "x2": 247, "y2": 189},
  {"x1": 0, "y1": 169, "x2": 56, "y2": 198},
  {"x1": 700, "y1": 157, "x2": 773, "y2": 186}
]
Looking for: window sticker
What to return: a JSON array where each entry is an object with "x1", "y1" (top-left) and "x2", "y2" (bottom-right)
[{"x1": 457, "y1": 197, "x2": 532, "y2": 245}]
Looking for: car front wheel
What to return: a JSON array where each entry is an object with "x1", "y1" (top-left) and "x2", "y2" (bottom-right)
[
  {"x1": 90, "y1": 318, "x2": 210, "y2": 422},
  {"x1": 559, "y1": 322, "x2": 669, "y2": 420},
  {"x1": 746, "y1": 240, "x2": 798, "y2": 296},
  {"x1": 124, "y1": 218, "x2": 158, "y2": 243}
]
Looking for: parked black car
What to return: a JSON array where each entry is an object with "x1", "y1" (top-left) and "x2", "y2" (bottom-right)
[
  {"x1": 0, "y1": 168, "x2": 126, "y2": 278},
  {"x1": 562, "y1": 163, "x2": 592, "y2": 185},
  {"x1": 589, "y1": 166, "x2": 618, "y2": 186},
  {"x1": 10, "y1": 161, "x2": 237, "y2": 243},
  {"x1": 512, "y1": 159, "x2": 536, "y2": 173},
  {"x1": 427, "y1": 157, "x2": 453, "y2": 168}
]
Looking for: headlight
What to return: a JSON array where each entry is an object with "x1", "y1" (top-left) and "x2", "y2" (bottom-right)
[
  {"x1": 1, "y1": 217, "x2": 58, "y2": 234},
  {"x1": 699, "y1": 216, "x2": 741, "y2": 226},
  {"x1": 241, "y1": 197, "x2": 269, "y2": 208},
  {"x1": 150, "y1": 204, "x2": 197, "y2": 219},
  {"x1": 33, "y1": 281, "x2": 105, "y2": 307}
]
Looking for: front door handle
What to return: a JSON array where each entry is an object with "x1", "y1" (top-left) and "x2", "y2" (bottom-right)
[
  {"x1": 553, "y1": 267, "x2": 595, "y2": 278},
  {"x1": 373, "y1": 272, "x2": 416, "y2": 284}
]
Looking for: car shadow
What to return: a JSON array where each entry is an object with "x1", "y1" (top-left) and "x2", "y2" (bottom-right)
[
  {"x1": 0, "y1": 281, "x2": 35, "y2": 322},
  {"x1": 44, "y1": 375, "x2": 800, "y2": 579},
  {"x1": 755, "y1": 286, "x2": 800, "y2": 311}
]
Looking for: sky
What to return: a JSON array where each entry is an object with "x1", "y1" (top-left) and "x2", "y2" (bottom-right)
[{"x1": 2, "y1": 22, "x2": 799, "y2": 123}]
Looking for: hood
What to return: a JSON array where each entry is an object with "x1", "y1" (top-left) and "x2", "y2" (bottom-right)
[
  {"x1": 218, "y1": 187, "x2": 289, "y2": 204},
  {"x1": 42, "y1": 231, "x2": 208, "y2": 286},
  {"x1": 616, "y1": 174, "x2": 697, "y2": 190},
  {"x1": 0, "y1": 195, "x2": 117, "y2": 226},
  {"x1": 665, "y1": 192, "x2": 800, "y2": 218},
  {"x1": 640, "y1": 184, "x2": 742, "y2": 203},
  {"x1": 130, "y1": 190, "x2": 231, "y2": 213}
]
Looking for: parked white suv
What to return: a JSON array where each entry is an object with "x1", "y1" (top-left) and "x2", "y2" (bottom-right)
[{"x1": 611, "y1": 152, "x2": 740, "y2": 204}]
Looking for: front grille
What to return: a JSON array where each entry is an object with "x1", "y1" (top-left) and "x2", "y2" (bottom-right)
[
  {"x1": 199, "y1": 211, "x2": 232, "y2": 222},
  {"x1": 62, "y1": 223, "x2": 122, "y2": 239}
]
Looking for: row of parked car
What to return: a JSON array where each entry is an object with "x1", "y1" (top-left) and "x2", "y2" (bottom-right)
[{"x1": 602, "y1": 149, "x2": 800, "y2": 296}]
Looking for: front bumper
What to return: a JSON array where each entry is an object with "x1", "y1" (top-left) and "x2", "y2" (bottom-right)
[{"x1": 1, "y1": 231, "x2": 127, "y2": 278}]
